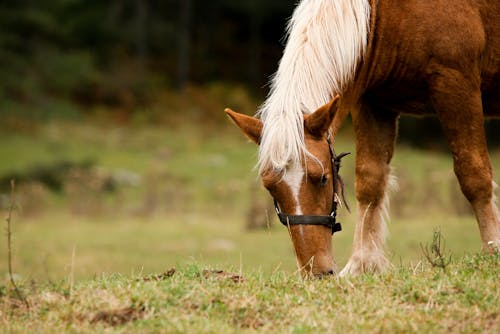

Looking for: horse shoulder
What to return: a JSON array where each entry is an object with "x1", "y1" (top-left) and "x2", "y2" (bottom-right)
[{"x1": 355, "y1": 0, "x2": 499, "y2": 115}]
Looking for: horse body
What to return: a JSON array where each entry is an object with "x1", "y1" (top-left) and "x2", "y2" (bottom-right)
[
  {"x1": 227, "y1": 0, "x2": 500, "y2": 276},
  {"x1": 337, "y1": 0, "x2": 500, "y2": 275},
  {"x1": 348, "y1": 0, "x2": 499, "y2": 116}
]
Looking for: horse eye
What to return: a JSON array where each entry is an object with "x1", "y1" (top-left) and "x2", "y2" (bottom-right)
[{"x1": 320, "y1": 175, "x2": 328, "y2": 186}]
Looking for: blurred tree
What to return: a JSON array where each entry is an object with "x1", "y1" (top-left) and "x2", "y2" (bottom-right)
[
  {"x1": 177, "y1": 0, "x2": 191, "y2": 91},
  {"x1": 134, "y1": 0, "x2": 148, "y2": 63},
  {"x1": 0, "y1": 0, "x2": 497, "y2": 146},
  {"x1": 0, "y1": 0, "x2": 295, "y2": 101}
]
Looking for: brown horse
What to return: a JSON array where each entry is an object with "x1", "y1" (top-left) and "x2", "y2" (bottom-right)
[{"x1": 226, "y1": 0, "x2": 500, "y2": 276}]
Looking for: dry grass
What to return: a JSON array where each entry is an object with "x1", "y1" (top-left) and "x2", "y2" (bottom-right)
[{"x1": 1, "y1": 253, "x2": 498, "y2": 333}]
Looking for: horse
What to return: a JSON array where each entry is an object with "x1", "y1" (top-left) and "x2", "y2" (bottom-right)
[{"x1": 225, "y1": 0, "x2": 500, "y2": 276}]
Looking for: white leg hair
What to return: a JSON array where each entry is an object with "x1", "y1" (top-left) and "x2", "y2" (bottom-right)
[
  {"x1": 340, "y1": 173, "x2": 398, "y2": 276},
  {"x1": 492, "y1": 181, "x2": 499, "y2": 223},
  {"x1": 476, "y1": 181, "x2": 500, "y2": 251}
]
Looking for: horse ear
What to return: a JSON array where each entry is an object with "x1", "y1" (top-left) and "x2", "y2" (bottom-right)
[
  {"x1": 225, "y1": 108, "x2": 263, "y2": 145},
  {"x1": 304, "y1": 95, "x2": 340, "y2": 137}
]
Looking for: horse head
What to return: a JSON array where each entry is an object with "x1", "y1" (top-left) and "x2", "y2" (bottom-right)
[{"x1": 225, "y1": 96, "x2": 348, "y2": 277}]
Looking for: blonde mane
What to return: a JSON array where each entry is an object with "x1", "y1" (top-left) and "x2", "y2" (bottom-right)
[{"x1": 257, "y1": 0, "x2": 370, "y2": 172}]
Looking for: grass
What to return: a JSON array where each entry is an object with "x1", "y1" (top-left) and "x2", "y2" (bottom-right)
[
  {"x1": 2, "y1": 253, "x2": 498, "y2": 333},
  {"x1": 0, "y1": 117, "x2": 499, "y2": 332},
  {"x1": 0, "y1": 210, "x2": 485, "y2": 283}
]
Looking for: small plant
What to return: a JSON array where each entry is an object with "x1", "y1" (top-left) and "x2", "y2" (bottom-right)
[
  {"x1": 420, "y1": 228, "x2": 452, "y2": 272},
  {"x1": 5, "y1": 180, "x2": 30, "y2": 311}
]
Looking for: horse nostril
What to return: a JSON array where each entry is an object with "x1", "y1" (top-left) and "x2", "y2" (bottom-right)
[{"x1": 316, "y1": 269, "x2": 335, "y2": 279}]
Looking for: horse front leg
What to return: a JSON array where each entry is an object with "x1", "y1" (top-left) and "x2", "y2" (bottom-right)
[{"x1": 340, "y1": 106, "x2": 398, "y2": 276}]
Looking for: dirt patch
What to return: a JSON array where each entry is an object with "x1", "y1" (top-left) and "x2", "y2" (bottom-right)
[
  {"x1": 235, "y1": 313, "x2": 265, "y2": 330},
  {"x1": 202, "y1": 270, "x2": 245, "y2": 283},
  {"x1": 90, "y1": 304, "x2": 146, "y2": 326},
  {"x1": 141, "y1": 268, "x2": 176, "y2": 282}
]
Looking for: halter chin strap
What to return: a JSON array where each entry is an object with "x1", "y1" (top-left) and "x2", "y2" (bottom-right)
[{"x1": 273, "y1": 133, "x2": 349, "y2": 235}]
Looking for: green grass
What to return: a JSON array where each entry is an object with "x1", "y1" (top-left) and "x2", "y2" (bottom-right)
[
  {"x1": 0, "y1": 119, "x2": 499, "y2": 332},
  {"x1": 0, "y1": 210, "x2": 485, "y2": 283},
  {"x1": 0, "y1": 119, "x2": 493, "y2": 277},
  {"x1": 2, "y1": 253, "x2": 498, "y2": 333}
]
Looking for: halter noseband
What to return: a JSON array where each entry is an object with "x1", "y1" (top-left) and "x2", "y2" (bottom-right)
[{"x1": 273, "y1": 133, "x2": 349, "y2": 234}]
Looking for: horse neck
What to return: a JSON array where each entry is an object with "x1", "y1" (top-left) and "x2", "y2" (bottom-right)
[{"x1": 257, "y1": 0, "x2": 371, "y2": 172}]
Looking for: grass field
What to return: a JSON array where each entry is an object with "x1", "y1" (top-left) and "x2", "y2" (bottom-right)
[
  {"x1": 2, "y1": 254, "x2": 499, "y2": 333},
  {"x1": 1, "y1": 118, "x2": 499, "y2": 332}
]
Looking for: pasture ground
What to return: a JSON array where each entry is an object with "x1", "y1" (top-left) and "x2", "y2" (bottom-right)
[
  {"x1": 1, "y1": 117, "x2": 499, "y2": 332},
  {"x1": 2, "y1": 253, "x2": 499, "y2": 333}
]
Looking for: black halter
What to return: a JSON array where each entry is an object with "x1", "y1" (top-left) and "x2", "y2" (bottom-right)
[{"x1": 273, "y1": 133, "x2": 350, "y2": 234}]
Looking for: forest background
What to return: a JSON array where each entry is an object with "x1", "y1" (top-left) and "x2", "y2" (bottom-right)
[{"x1": 2, "y1": 0, "x2": 498, "y2": 142}]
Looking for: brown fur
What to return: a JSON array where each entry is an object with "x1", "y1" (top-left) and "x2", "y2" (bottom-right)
[
  {"x1": 227, "y1": 0, "x2": 500, "y2": 276},
  {"x1": 340, "y1": 0, "x2": 499, "y2": 275},
  {"x1": 227, "y1": 102, "x2": 340, "y2": 275}
]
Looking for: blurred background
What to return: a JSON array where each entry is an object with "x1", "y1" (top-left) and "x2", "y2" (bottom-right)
[{"x1": 1, "y1": 0, "x2": 499, "y2": 282}]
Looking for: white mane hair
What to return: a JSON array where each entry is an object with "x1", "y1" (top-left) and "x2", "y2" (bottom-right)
[{"x1": 257, "y1": 0, "x2": 371, "y2": 173}]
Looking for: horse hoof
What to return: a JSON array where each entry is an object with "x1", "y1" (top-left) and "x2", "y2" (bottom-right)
[
  {"x1": 339, "y1": 251, "x2": 390, "y2": 276},
  {"x1": 485, "y1": 240, "x2": 500, "y2": 253}
]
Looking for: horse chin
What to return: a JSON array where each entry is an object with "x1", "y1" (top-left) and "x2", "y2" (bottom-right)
[
  {"x1": 297, "y1": 257, "x2": 337, "y2": 278},
  {"x1": 289, "y1": 225, "x2": 336, "y2": 277}
]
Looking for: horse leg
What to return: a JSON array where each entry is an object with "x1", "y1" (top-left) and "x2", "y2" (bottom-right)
[
  {"x1": 430, "y1": 69, "x2": 500, "y2": 252},
  {"x1": 340, "y1": 106, "x2": 398, "y2": 276}
]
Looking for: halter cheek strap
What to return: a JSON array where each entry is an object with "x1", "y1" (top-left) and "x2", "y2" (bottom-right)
[{"x1": 273, "y1": 133, "x2": 349, "y2": 235}]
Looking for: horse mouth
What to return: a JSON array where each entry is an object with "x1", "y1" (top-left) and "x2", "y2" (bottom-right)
[{"x1": 315, "y1": 269, "x2": 336, "y2": 279}]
